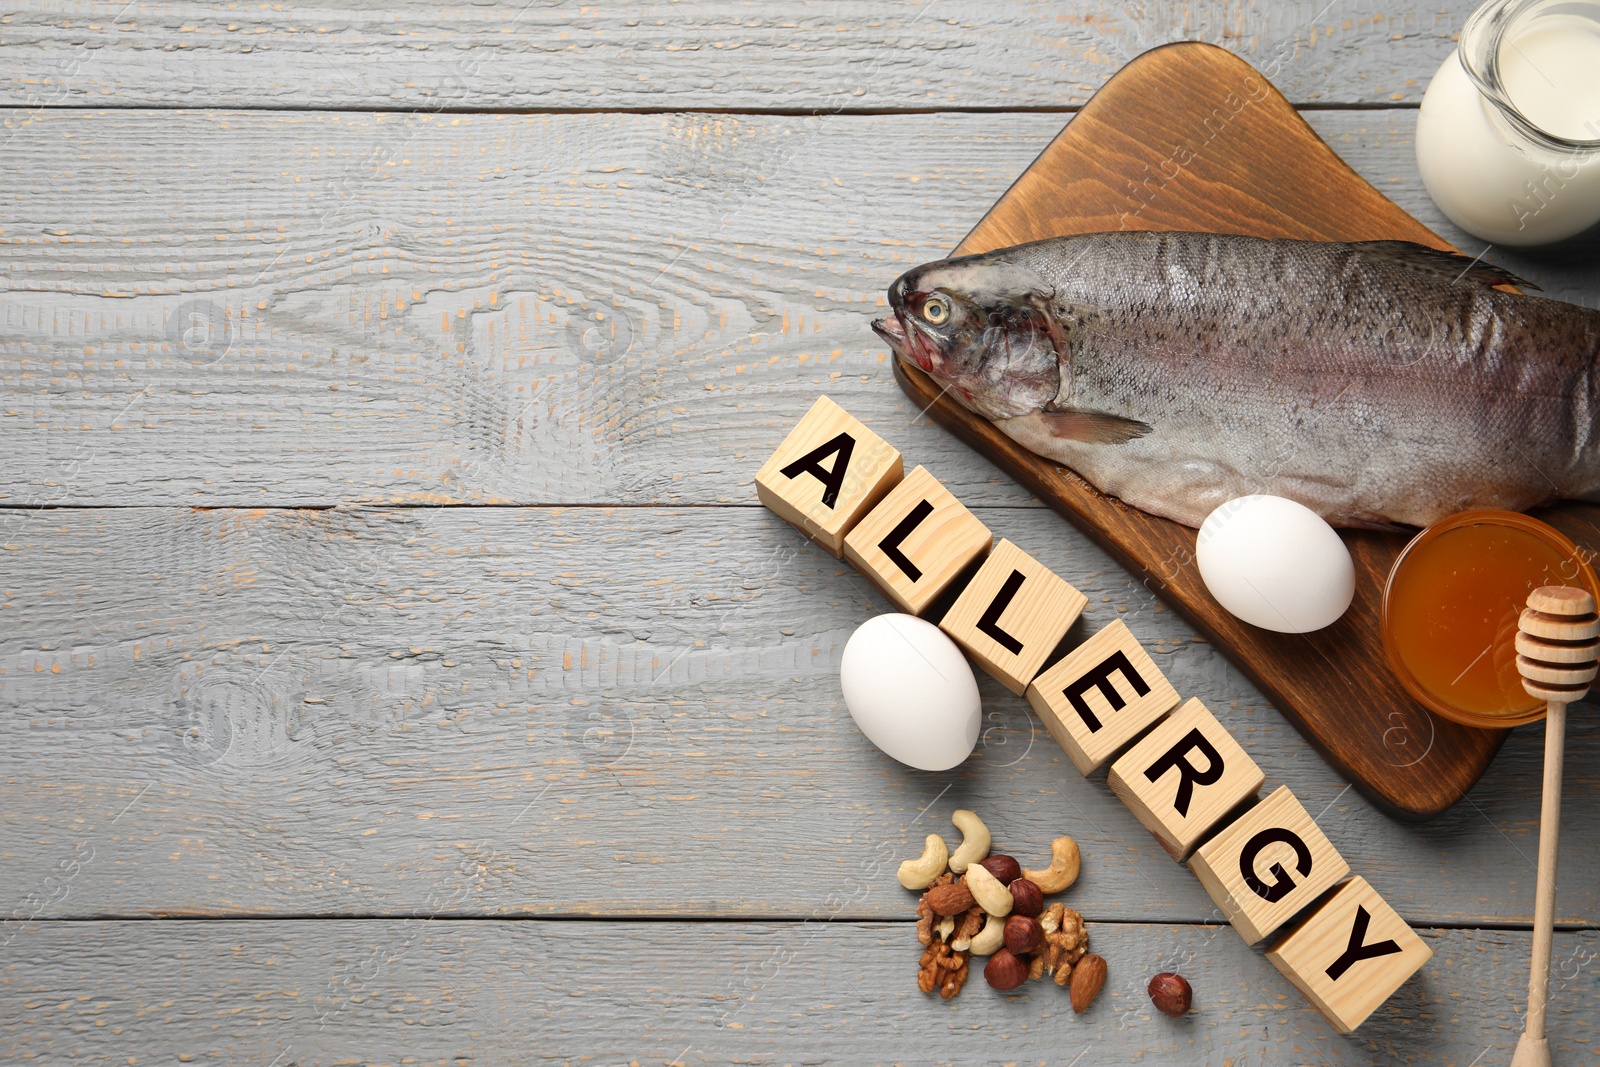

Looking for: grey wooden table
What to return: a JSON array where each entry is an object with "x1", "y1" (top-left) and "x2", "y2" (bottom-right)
[{"x1": 3, "y1": 3, "x2": 1599, "y2": 1064}]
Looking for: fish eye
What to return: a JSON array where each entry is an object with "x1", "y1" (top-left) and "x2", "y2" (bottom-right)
[{"x1": 921, "y1": 294, "x2": 951, "y2": 325}]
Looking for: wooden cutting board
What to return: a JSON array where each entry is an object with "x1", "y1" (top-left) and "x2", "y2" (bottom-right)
[{"x1": 894, "y1": 42, "x2": 1600, "y2": 820}]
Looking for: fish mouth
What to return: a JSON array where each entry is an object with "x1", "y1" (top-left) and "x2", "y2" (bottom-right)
[{"x1": 872, "y1": 312, "x2": 938, "y2": 373}]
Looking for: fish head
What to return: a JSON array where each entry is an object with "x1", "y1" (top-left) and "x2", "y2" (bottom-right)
[{"x1": 873, "y1": 257, "x2": 1065, "y2": 421}]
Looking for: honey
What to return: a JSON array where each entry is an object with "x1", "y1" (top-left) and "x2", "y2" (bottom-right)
[{"x1": 1382, "y1": 511, "x2": 1599, "y2": 728}]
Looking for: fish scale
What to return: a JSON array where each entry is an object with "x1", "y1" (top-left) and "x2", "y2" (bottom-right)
[{"x1": 873, "y1": 231, "x2": 1600, "y2": 529}]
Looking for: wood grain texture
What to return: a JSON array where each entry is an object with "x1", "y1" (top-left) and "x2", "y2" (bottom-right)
[
  {"x1": 897, "y1": 43, "x2": 1600, "y2": 819},
  {"x1": 0, "y1": 1, "x2": 1476, "y2": 111},
  {"x1": 3, "y1": 7, "x2": 1597, "y2": 1060},
  {"x1": 2, "y1": 919, "x2": 1595, "y2": 1065},
  {"x1": 2, "y1": 108, "x2": 1596, "y2": 511},
  {"x1": 3, "y1": 505, "x2": 1596, "y2": 926}
]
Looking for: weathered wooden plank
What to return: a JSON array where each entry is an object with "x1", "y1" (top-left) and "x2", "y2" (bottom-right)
[
  {"x1": 2, "y1": 918, "x2": 1595, "y2": 1064},
  {"x1": 0, "y1": 1, "x2": 1474, "y2": 111},
  {"x1": 3, "y1": 108, "x2": 1596, "y2": 509},
  {"x1": 2, "y1": 505, "x2": 1595, "y2": 925}
]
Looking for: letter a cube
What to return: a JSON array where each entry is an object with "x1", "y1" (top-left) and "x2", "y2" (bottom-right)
[
  {"x1": 1026, "y1": 619, "x2": 1180, "y2": 774},
  {"x1": 1266, "y1": 876, "x2": 1432, "y2": 1032},
  {"x1": 755, "y1": 395, "x2": 903, "y2": 557},
  {"x1": 1188, "y1": 785, "x2": 1350, "y2": 945},
  {"x1": 1108, "y1": 697, "x2": 1264, "y2": 861}
]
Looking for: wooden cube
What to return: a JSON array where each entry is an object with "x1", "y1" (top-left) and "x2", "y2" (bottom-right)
[
  {"x1": 842, "y1": 465, "x2": 992, "y2": 615},
  {"x1": 1266, "y1": 876, "x2": 1432, "y2": 1033},
  {"x1": 1025, "y1": 619, "x2": 1180, "y2": 774},
  {"x1": 939, "y1": 539, "x2": 1088, "y2": 695},
  {"x1": 1188, "y1": 785, "x2": 1350, "y2": 945},
  {"x1": 755, "y1": 395, "x2": 903, "y2": 557},
  {"x1": 1108, "y1": 697, "x2": 1264, "y2": 861}
]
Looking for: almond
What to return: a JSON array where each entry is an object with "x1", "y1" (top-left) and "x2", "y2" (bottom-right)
[
  {"x1": 926, "y1": 880, "x2": 977, "y2": 916},
  {"x1": 1069, "y1": 952, "x2": 1107, "y2": 1013}
]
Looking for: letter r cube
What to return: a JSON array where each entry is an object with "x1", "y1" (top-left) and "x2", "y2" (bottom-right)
[
  {"x1": 1026, "y1": 619, "x2": 1180, "y2": 774},
  {"x1": 755, "y1": 395, "x2": 903, "y2": 557},
  {"x1": 1108, "y1": 697, "x2": 1264, "y2": 860}
]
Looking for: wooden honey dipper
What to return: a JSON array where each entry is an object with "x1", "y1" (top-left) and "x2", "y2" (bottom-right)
[{"x1": 1511, "y1": 586, "x2": 1599, "y2": 1067}]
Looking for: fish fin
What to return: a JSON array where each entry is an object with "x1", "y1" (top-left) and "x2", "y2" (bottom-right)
[
  {"x1": 1354, "y1": 241, "x2": 1539, "y2": 290},
  {"x1": 1035, "y1": 410, "x2": 1153, "y2": 444}
]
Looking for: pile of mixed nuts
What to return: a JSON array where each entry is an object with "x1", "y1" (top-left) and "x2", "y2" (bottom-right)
[{"x1": 900, "y1": 809, "x2": 1104, "y2": 1009}]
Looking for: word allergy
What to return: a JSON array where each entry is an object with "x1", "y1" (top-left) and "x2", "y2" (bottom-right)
[{"x1": 755, "y1": 396, "x2": 1431, "y2": 1033}]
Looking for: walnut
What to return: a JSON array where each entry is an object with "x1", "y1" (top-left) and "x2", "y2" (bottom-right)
[
  {"x1": 918, "y1": 941, "x2": 946, "y2": 993},
  {"x1": 1056, "y1": 906, "x2": 1088, "y2": 958},
  {"x1": 940, "y1": 948, "x2": 970, "y2": 999},
  {"x1": 918, "y1": 938, "x2": 971, "y2": 998},
  {"x1": 1038, "y1": 903, "x2": 1088, "y2": 985},
  {"x1": 916, "y1": 897, "x2": 935, "y2": 947},
  {"x1": 1027, "y1": 952, "x2": 1046, "y2": 981},
  {"x1": 950, "y1": 904, "x2": 985, "y2": 951},
  {"x1": 1052, "y1": 955, "x2": 1074, "y2": 987},
  {"x1": 915, "y1": 888, "x2": 973, "y2": 999},
  {"x1": 915, "y1": 871, "x2": 956, "y2": 947}
]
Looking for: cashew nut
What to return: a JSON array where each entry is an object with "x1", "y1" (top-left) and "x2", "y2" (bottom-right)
[
  {"x1": 897, "y1": 833, "x2": 950, "y2": 890},
  {"x1": 967, "y1": 913, "x2": 1006, "y2": 955},
  {"x1": 963, "y1": 861, "x2": 1014, "y2": 917},
  {"x1": 948, "y1": 809, "x2": 991, "y2": 873},
  {"x1": 1023, "y1": 835, "x2": 1081, "y2": 894}
]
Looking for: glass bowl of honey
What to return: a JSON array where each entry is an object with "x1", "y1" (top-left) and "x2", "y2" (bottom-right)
[{"x1": 1381, "y1": 509, "x2": 1600, "y2": 728}]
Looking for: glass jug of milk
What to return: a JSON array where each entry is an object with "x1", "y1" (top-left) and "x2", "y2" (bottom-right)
[{"x1": 1415, "y1": 0, "x2": 1600, "y2": 246}]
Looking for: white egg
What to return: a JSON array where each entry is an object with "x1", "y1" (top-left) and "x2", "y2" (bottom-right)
[
  {"x1": 1196, "y1": 495, "x2": 1355, "y2": 633},
  {"x1": 839, "y1": 613, "x2": 982, "y2": 771}
]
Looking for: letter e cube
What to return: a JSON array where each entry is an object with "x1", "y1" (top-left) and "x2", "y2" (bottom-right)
[{"x1": 1025, "y1": 619, "x2": 1180, "y2": 774}]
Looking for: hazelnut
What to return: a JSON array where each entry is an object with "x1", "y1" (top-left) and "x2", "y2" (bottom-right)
[
  {"x1": 1003, "y1": 914, "x2": 1042, "y2": 955},
  {"x1": 977, "y1": 853, "x2": 1023, "y2": 886},
  {"x1": 983, "y1": 948, "x2": 1029, "y2": 991},
  {"x1": 1147, "y1": 972, "x2": 1192, "y2": 1017},
  {"x1": 1007, "y1": 877, "x2": 1044, "y2": 917}
]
